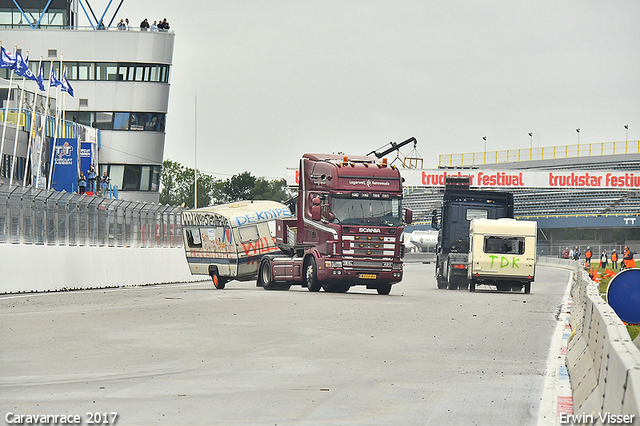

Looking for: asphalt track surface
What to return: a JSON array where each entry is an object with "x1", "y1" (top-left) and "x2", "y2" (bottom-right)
[{"x1": 0, "y1": 257, "x2": 570, "y2": 426}]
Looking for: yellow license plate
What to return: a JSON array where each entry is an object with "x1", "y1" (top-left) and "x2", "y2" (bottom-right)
[{"x1": 359, "y1": 274, "x2": 377, "y2": 280}]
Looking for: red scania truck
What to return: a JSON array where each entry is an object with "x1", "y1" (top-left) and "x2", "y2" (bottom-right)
[{"x1": 257, "y1": 152, "x2": 412, "y2": 294}]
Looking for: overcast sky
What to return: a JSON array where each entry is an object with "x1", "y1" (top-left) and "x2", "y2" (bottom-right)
[{"x1": 82, "y1": 1, "x2": 639, "y2": 180}]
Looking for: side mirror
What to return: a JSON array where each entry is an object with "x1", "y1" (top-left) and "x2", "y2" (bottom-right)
[
  {"x1": 430, "y1": 209, "x2": 439, "y2": 230},
  {"x1": 404, "y1": 208, "x2": 413, "y2": 225}
]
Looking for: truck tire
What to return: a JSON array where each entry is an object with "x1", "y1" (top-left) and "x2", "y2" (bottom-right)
[
  {"x1": 210, "y1": 269, "x2": 225, "y2": 290},
  {"x1": 377, "y1": 283, "x2": 392, "y2": 295},
  {"x1": 446, "y1": 267, "x2": 458, "y2": 290},
  {"x1": 469, "y1": 282, "x2": 476, "y2": 292},
  {"x1": 305, "y1": 257, "x2": 321, "y2": 292},
  {"x1": 436, "y1": 265, "x2": 447, "y2": 289},
  {"x1": 260, "y1": 258, "x2": 275, "y2": 290},
  {"x1": 524, "y1": 282, "x2": 531, "y2": 294}
]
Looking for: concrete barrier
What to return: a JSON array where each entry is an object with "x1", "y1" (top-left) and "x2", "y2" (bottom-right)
[
  {"x1": 0, "y1": 244, "x2": 205, "y2": 293},
  {"x1": 541, "y1": 256, "x2": 640, "y2": 421}
]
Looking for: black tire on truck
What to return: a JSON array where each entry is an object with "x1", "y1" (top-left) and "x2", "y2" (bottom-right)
[
  {"x1": 209, "y1": 267, "x2": 226, "y2": 290},
  {"x1": 260, "y1": 258, "x2": 275, "y2": 290},
  {"x1": 524, "y1": 282, "x2": 531, "y2": 294},
  {"x1": 305, "y1": 257, "x2": 321, "y2": 292},
  {"x1": 377, "y1": 283, "x2": 392, "y2": 295},
  {"x1": 446, "y1": 267, "x2": 458, "y2": 290},
  {"x1": 469, "y1": 281, "x2": 476, "y2": 292}
]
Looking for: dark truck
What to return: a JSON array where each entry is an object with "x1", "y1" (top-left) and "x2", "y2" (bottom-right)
[{"x1": 431, "y1": 177, "x2": 514, "y2": 290}]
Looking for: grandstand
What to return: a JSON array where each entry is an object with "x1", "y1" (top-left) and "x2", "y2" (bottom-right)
[{"x1": 403, "y1": 142, "x2": 640, "y2": 254}]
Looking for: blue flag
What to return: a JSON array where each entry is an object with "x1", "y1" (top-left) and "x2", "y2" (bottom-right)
[
  {"x1": 50, "y1": 65, "x2": 61, "y2": 87},
  {"x1": 61, "y1": 70, "x2": 74, "y2": 97},
  {"x1": 15, "y1": 52, "x2": 36, "y2": 81},
  {"x1": 0, "y1": 46, "x2": 16, "y2": 69},
  {"x1": 36, "y1": 61, "x2": 45, "y2": 91}
]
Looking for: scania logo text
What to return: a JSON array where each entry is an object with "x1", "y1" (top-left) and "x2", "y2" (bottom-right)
[{"x1": 359, "y1": 228, "x2": 381, "y2": 233}]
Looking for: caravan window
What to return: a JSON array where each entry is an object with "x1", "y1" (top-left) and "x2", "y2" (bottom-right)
[
  {"x1": 483, "y1": 236, "x2": 525, "y2": 255},
  {"x1": 239, "y1": 225, "x2": 260, "y2": 243},
  {"x1": 185, "y1": 228, "x2": 202, "y2": 248}
]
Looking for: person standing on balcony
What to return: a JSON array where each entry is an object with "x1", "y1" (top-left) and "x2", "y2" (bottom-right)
[
  {"x1": 78, "y1": 172, "x2": 86, "y2": 195},
  {"x1": 100, "y1": 172, "x2": 110, "y2": 196},
  {"x1": 87, "y1": 164, "x2": 97, "y2": 193}
]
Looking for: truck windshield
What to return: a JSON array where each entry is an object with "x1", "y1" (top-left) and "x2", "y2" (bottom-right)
[{"x1": 330, "y1": 197, "x2": 402, "y2": 226}]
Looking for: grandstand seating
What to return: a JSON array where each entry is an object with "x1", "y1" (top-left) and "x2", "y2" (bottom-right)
[{"x1": 403, "y1": 152, "x2": 640, "y2": 223}]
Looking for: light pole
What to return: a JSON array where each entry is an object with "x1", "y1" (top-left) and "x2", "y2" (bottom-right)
[
  {"x1": 194, "y1": 95, "x2": 198, "y2": 209},
  {"x1": 625, "y1": 125, "x2": 629, "y2": 142},
  {"x1": 528, "y1": 132, "x2": 533, "y2": 149},
  {"x1": 483, "y1": 136, "x2": 487, "y2": 152},
  {"x1": 576, "y1": 128, "x2": 580, "y2": 147}
]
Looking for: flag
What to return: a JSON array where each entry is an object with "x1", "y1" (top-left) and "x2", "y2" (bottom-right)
[
  {"x1": 50, "y1": 66, "x2": 61, "y2": 87},
  {"x1": 61, "y1": 70, "x2": 74, "y2": 97},
  {"x1": 36, "y1": 61, "x2": 45, "y2": 91},
  {"x1": 0, "y1": 46, "x2": 16, "y2": 69},
  {"x1": 15, "y1": 52, "x2": 36, "y2": 81}
]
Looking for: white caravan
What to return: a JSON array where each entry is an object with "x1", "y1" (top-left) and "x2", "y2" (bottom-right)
[
  {"x1": 468, "y1": 218, "x2": 537, "y2": 293},
  {"x1": 181, "y1": 200, "x2": 292, "y2": 289}
]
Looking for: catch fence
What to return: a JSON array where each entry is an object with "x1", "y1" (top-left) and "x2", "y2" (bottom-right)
[{"x1": 0, "y1": 183, "x2": 184, "y2": 248}]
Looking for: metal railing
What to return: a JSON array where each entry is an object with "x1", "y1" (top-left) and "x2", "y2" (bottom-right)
[
  {"x1": 439, "y1": 140, "x2": 640, "y2": 167},
  {"x1": 0, "y1": 183, "x2": 184, "y2": 248}
]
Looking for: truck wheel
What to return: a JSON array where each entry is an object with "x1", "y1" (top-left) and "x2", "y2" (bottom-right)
[
  {"x1": 336, "y1": 284, "x2": 350, "y2": 293},
  {"x1": 305, "y1": 257, "x2": 321, "y2": 292},
  {"x1": 436, "y1": 266, "x2": 447, "y2": 289},
  {"x1": 377, "y1": 284, "x2": 392, "y2": 295},
  {"x1": 210, "y1": 269, "x2": 225, "y2": 290},
  {"x1": 260, "y1": 258, "x2": 275, "y2": 290},
  {"x1": 446, "y1": 267, "x2": 457, "y2": 290},
  {"x1": 469, "y1": 282, "x2": 476, "y2": 292},
  {"x1": 524, "y1": 282, "x2": 531, "y2": 294}
]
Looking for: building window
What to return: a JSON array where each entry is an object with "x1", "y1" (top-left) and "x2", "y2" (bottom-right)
[
  {"x1": 113, "y1": 112, "x2": 130, "y2": 130},
  {"x1": 94, "y1": 112, "x2": 113, "y2": 130},
  {"x1": 67, "y1": 111, "x2": 166, "y2": 132},
  {"x1": 100, "y1": 164, "x2": 162, "y2": 192}
]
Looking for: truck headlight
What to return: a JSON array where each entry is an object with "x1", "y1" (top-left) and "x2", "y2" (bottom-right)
[
  {"x1": 326, "y1": 260, "x2": 343, "y2": 268},
  {"x1": 392, "y1": 263, "x2": 403, "y2": 270}
]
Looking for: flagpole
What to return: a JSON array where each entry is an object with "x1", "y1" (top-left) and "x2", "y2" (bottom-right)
[
  {"x1": 47, "y1": 66, "x2": 61, "y2": 190},
  {"x1": 9, "y1": 52, "x2": 27, "y2": 186},
  {"x1": 36, "y1": 61, "x2": 54, "y2": 189},
  {"x1": 24, "y1": 56, "x2": 42, "y2": 186},
  {"x1": 0, "y1": 44, "x2": 16, "y2": 179}
]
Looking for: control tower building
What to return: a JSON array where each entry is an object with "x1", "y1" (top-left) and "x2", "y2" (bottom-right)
[{"x1": 0, "y1": 0, "x2": 174, "y2": 203}]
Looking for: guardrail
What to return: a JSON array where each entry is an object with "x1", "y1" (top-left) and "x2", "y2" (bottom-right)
[
  {"x1": 439, "y1": 140, "x2": 640, "y2": 167},
  {"x1": 539, "y1": 257, "x2": 640, "y2": 418},
  {"x1": 0, "y1": 183, "x2": 184, "y2": 248}
]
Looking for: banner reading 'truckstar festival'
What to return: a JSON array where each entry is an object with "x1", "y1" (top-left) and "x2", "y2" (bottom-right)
[
  {"x1": 286, "y1": 168, "x2": 640, "y2": 190},
  {"x1": 49, "y1": 138, "x2": 78, "y2": 193}
]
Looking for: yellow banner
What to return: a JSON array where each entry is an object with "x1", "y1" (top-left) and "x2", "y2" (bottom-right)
[{"x1": 0, "y1": 112, "x2": 26, "y2": 126}]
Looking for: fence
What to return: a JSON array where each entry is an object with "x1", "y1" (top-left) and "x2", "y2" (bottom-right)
[
  {"x1": 439, "y1": 140, "x2": 640, "y2": 167},
  {"x1": 0, "y1": 183, "x2": 184, "y2": 248}
]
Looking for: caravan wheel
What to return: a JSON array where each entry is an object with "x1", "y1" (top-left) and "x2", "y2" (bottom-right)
[{"x1": 210, "y1": 269, "x2": 225, "y2": 290}]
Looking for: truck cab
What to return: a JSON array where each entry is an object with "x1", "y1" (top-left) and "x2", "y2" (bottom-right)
[{"x1": 258, "y1": 153, "x2": 412, "y2": 295}]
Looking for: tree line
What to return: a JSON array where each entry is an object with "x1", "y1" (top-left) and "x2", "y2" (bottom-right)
[{"x1": 159, "y1": 160, "x2": 294, "y2": 208}]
